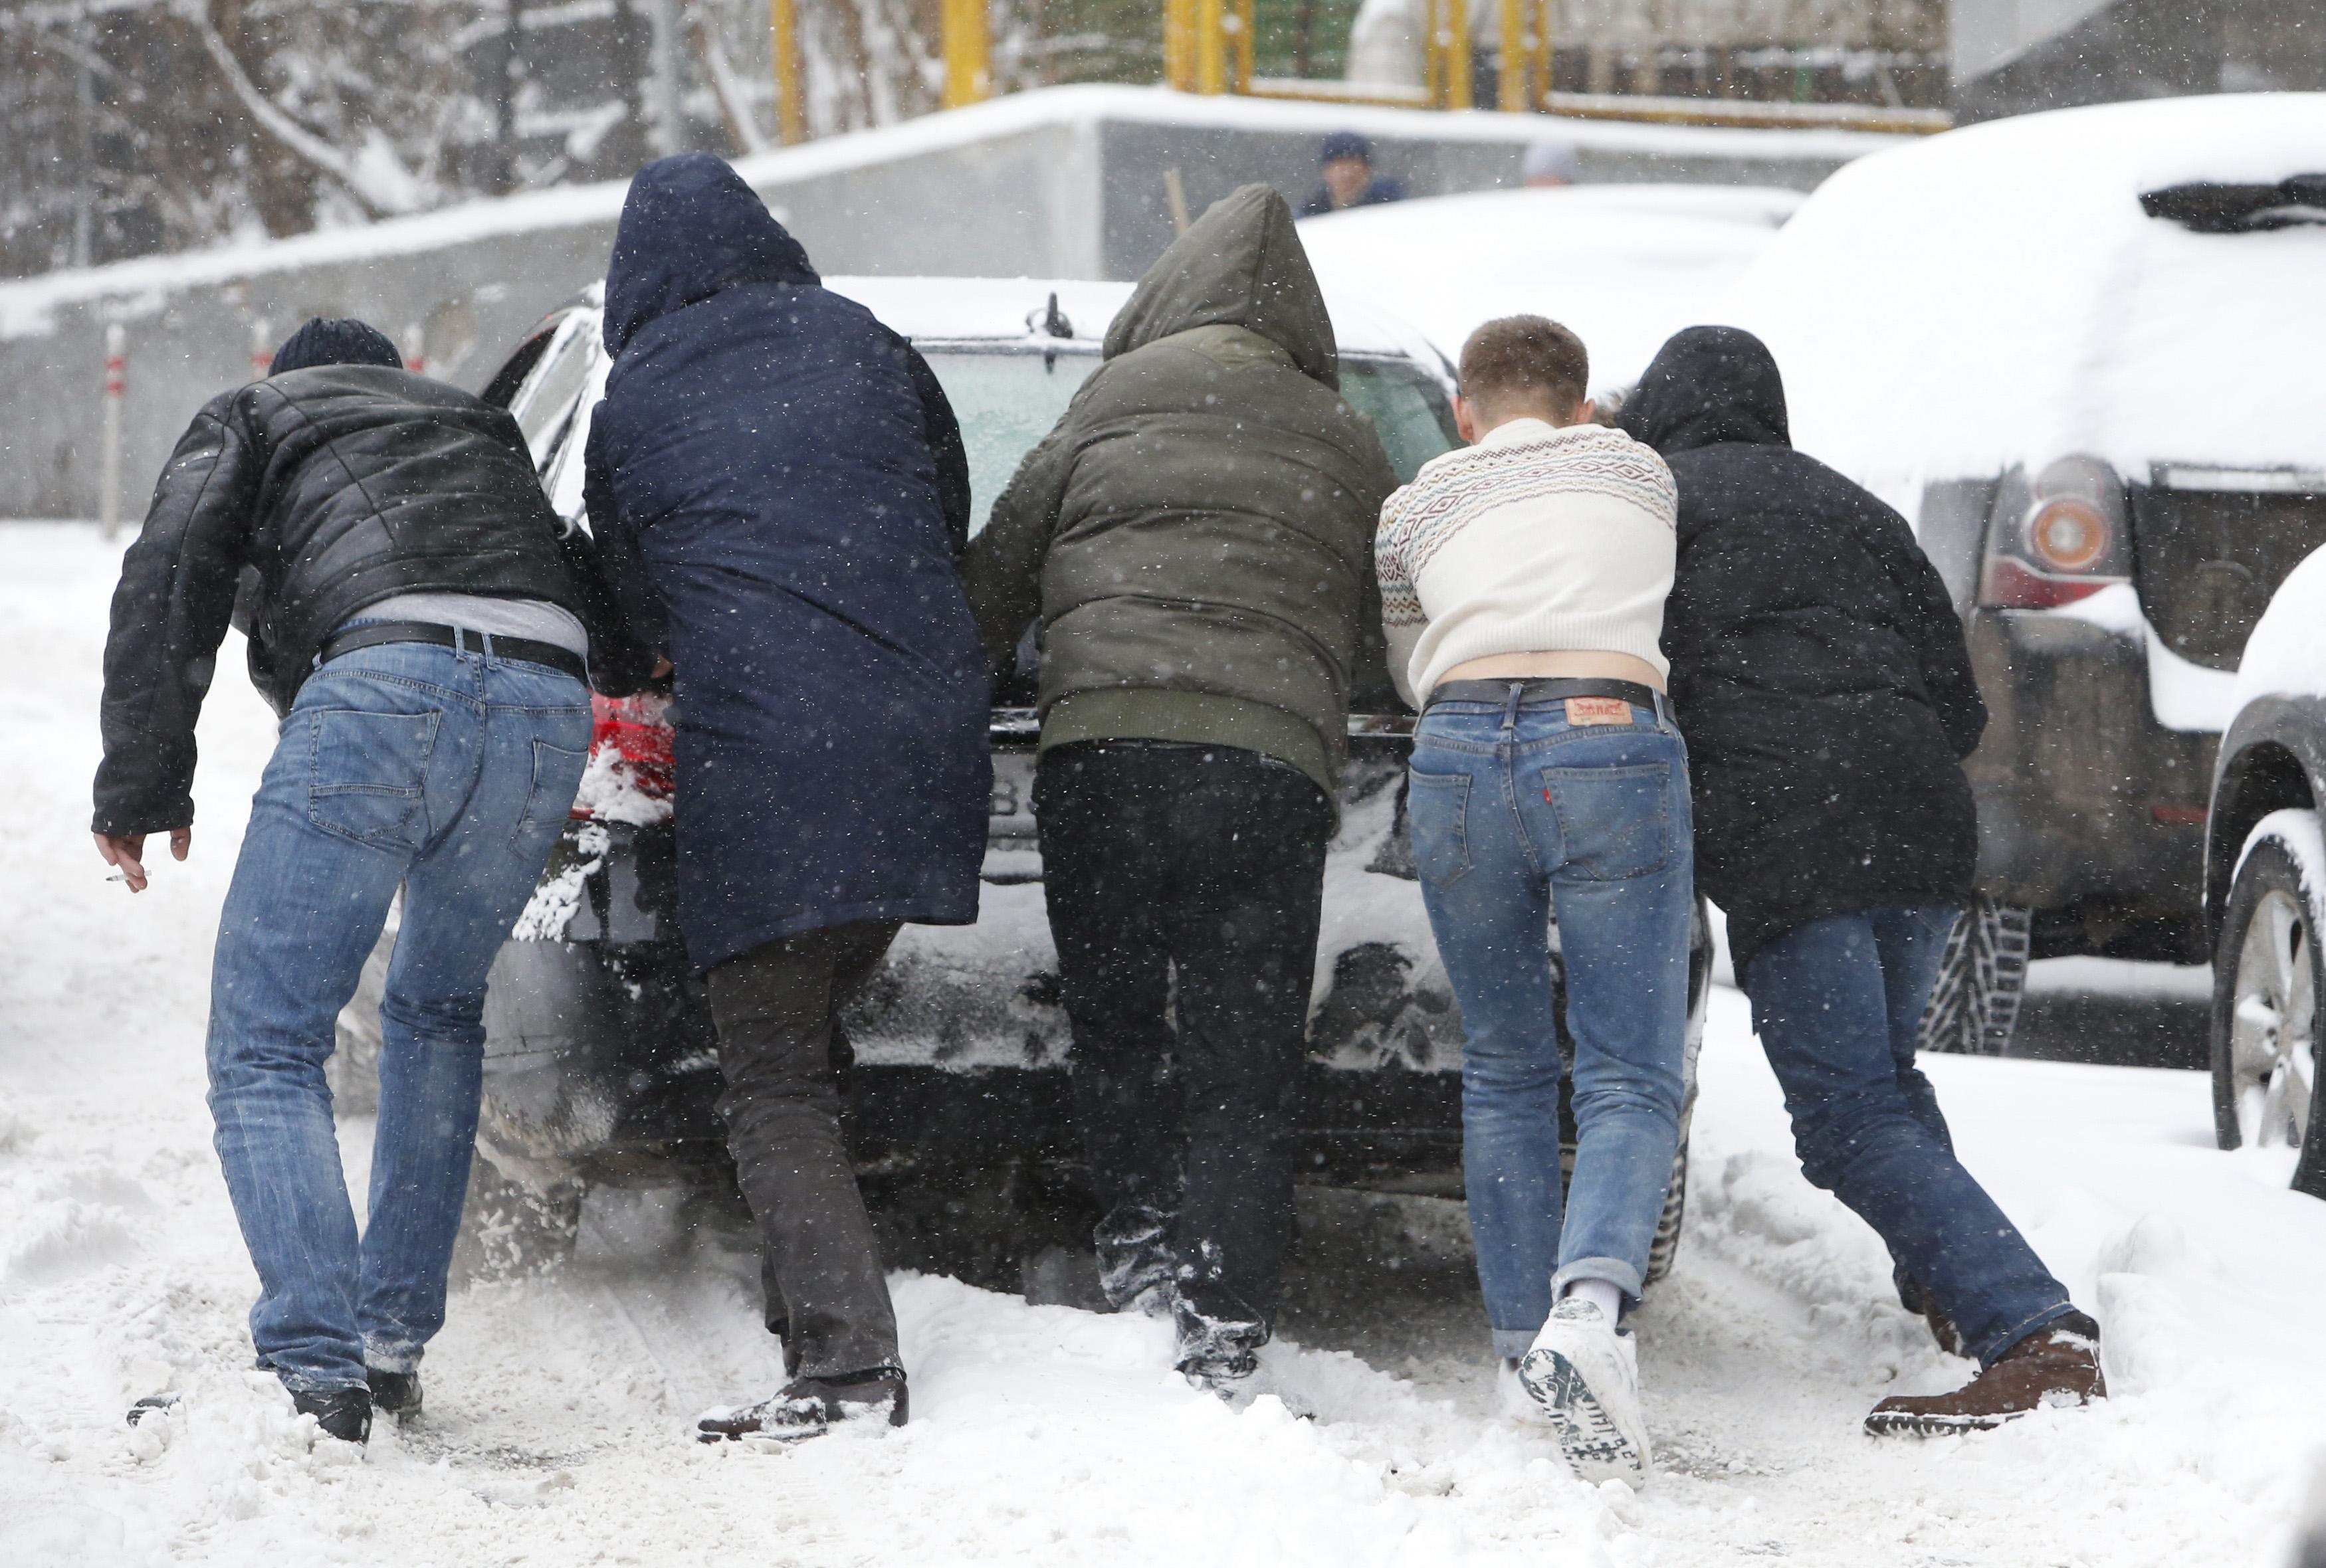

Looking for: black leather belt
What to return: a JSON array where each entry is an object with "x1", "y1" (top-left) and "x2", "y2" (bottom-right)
[
  {"x1": 1427, "y1": 677, "x2": 1663, "y2": 713},
  {"x1": 318, "y1": 621, "x2": 588, "y2": 684}
]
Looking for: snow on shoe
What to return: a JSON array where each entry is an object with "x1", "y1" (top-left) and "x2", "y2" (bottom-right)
[
  {"x1": 1495, "y1": 1358, "x2": 1554, "y2": 1427},
  {"x1": 367, "y1": 1367, "x2": 421, "y2": 1420},
  {"x1": 1172, "y1": 1295, "x2": 1269, "y2": 1399},
  {"x1": 1864, "y1": 1314, "x2": 2105, "y2": 1436},
  {"x1": 695, "y1": 1370, "x2": 907, "y2": 1444},
  {"x1": 1519, "y1": 1298, "x2": 1652, "y2": 1485},
  {"x1": 290, "y1": 1385, "x2": 373, "y2": 1445}
]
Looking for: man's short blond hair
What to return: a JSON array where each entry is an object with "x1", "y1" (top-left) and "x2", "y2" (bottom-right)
[{"x1": 1457, "y1": 316, "x2": 1590, "y2": 420}]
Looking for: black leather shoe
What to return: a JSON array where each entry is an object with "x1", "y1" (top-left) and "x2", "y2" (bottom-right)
[
  {"x1": 292, "y1": 1385, "x2": 373, "y2": 1444},
  {"x1": 367, "y1": 1367, "x2": 421, "y2": 1419}
]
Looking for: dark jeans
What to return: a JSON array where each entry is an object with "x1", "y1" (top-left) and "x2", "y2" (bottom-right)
[
  {"x1": 1035, "y1": 741, "x2": 1332, "y2": 1328},
  {"x1": 706, "y1": 919, "x2": 902, "y2": 1381},
  {"x1": 1742, "y1": 904, "x2": 2077, "y2": 1367}
]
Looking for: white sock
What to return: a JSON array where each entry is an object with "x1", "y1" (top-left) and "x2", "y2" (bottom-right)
[{"x1": 1564, "y1": 1278, "x2": 1624, "y2": 1323}]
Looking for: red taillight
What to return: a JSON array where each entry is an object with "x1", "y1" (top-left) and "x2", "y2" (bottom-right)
[
  {"x1": 1978, "y1": 456, "x2": 2130, "y2": 610},
  {"x1": 573, "y1": 692, "x2": 675, "y2": 819}
]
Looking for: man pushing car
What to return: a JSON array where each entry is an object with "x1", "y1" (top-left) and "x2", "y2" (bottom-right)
[
  {"x1": 94, "y1": 316, "x2": 635, "y2": 1444},
  {"x1": 585, "y1": 153, "x2": 992, "y2": 1442}
]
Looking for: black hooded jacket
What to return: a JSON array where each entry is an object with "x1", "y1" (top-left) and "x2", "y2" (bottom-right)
[
  {"x1": 93, "y1": 363, "x2": 599, "y2": 836},
  {"x1": 583, "y1": 153, "x2": 989, "y2": 972},
  {"x1": 1620, "y1": 327, "x2": 1986, "y2": 973}
]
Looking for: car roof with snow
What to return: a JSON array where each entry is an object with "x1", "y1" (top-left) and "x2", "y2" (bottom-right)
[
  {"x1": 564, "y1": 274, "x2": 1449, "y2": 377},
  {"x1": 1719, "y1": 92, "x2": 2326, "y2": 510},
  {"x1": 1296, "y1": 183, "x2": 1802, "y2": 392}
]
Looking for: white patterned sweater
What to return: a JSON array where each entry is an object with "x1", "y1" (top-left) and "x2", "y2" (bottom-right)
[{"x1": 1375, "y1": 417, "x2": 1679, "y2": 708}]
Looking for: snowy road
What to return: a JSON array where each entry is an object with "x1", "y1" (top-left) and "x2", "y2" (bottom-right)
[{"x1": 4, "y1": 522, "x2": 2323, "y2": 1566}]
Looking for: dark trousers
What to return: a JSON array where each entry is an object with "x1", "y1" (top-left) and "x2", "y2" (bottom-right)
[
  {"x1": 1035, "y1": 741, "x2": 1332, "y2": 1327},
  {"x1": 1742, "y1": 905, "x2": 2075, "y2": 1367},
  {"x1": 706, "y1": 919, "x2": 902, "y2": 1380}
]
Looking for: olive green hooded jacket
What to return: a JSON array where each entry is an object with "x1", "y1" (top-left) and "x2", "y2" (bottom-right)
[{"x1": 960, "y1": 183, "x2": 1400, "y2": 805}]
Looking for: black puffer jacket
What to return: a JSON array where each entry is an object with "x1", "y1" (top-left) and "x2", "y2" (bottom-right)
[
  {"x1": 1620, "y1": 327, "x2": 1986, "y2": 973},
  {"x1": 94, "y1": 365, "x2": 609, "y2": 836}
]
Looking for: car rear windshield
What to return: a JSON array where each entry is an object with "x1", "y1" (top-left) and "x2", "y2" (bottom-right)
[
  {"x1": 925, "y1": 347, "x2": 1459, "y2": 539},
  {"x1": 2133, "y1": 488, "x2": 2326, "y2": 670}
]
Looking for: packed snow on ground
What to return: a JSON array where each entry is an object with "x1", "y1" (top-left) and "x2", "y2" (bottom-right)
[
  {"x1": 5, "y1": 518, "x2": 2325, "y2": 1566},
  {"x1": 1300, "y1": 185, "x2": 1800, "y2": 389},
  {"x1": 1719, "y1": 93, "x2": 2326, "y2": 518}
]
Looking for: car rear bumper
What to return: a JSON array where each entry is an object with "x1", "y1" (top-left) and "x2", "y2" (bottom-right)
[{"x1": 1962, "y1": 607, "x2": 2216, "y2": 958}]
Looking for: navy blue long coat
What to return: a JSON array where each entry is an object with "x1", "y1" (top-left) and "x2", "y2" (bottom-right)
[{"x1": 584, "y1": 153, "x2": 990, "y2": 971}]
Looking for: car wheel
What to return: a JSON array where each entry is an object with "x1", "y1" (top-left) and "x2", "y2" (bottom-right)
[
  {"x1": 452, "y1": 1155, "x2": 585, "y2": 1281},
  {"x1": 2210, "y1": 818, "x2": 2326, "y2": 1197},
  {"x1": 1917, "y1": 897, "x2": 2033, "y2": 1056}
]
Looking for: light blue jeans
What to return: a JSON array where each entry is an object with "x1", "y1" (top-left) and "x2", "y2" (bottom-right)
[
  {"x1": 207, "y1": 638, "x2": 591, "y2": 1393},
  {"x1": 1408, "y1": 687, "x2": 1695, "y2": 1359}
]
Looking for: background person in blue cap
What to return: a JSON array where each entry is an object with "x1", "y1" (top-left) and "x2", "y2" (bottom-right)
[
  {"x1": 92, "y1": 316, "x2": 629, "y2": 1446},
  {"x1": 1299, "y1": 130, "x2": 1408, "y2": 217},
  {"x1": 585, "y1": 151, "x2": 990, "y2": 1444}
]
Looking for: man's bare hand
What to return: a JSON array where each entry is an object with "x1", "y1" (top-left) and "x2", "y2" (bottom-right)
[{"x1": 94, "y1": 828, "x2": 191, "y2": 893}]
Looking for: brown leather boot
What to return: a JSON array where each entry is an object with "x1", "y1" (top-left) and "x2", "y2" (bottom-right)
[{"x1": 1865, "y1": 1313, "x2": 2104, "y2": 1436}]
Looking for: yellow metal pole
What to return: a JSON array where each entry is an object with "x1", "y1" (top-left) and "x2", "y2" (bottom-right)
[
  {"x1": 1444, "y1": 0, "x2": 1471, "y2": 109},
  {"x1": 1531, "y1": 0, "x2": 1552, "y2": 108},
  {"x1": 1497, "y1": 0, "x2": 1524, "y2": 111},
  {"x1": 1163, "y1": 0, "x2": 1192, "y2": 90},
  {"x1": 942, "y1": 0, "x2": 990, "y2": 107},
  {"x1": 1423, "y1": 0, "x2": 1443, "y2": 106},
  {"x1": 769, "y1": 0, "x2": 805, "y2": 144},
  {"x1": 1196, "y1": 0, "x2": 1225, "y2": 94},
  {"x1": 1231, "y1": 0, "x2": 1255, "y2": 92}
]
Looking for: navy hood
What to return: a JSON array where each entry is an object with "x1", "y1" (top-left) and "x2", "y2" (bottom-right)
[
  {"x1": 269, "y1": 318, "x2": 402, "y2": 377},
  {"x1": 1619, "y1": 325, "x2": 1791, "y2": 456},
  {"x1": 603, "y1": 153, "x2": 819, "y2": 355}
]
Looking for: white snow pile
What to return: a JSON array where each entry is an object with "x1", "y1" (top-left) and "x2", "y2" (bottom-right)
[
  {"x1": 1720, "y1": 92, "x2": 2326, "y2": 514},
  {"x1": 6, "y1": 518, "x2": 2326, "y2": 1566},
  {"x1": 1300, "y1": 184, "x2": 1801, "y2": 391},
  {"x1": 2234, "y1": 541, "x2": 2326, "y2": 710}
]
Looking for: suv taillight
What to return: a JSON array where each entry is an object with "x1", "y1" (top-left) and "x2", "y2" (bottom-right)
[
  {"x1": 1978, "y1": 454, "x2": 2131, "y2": 609},
  {"x1": 572, "y1": 692, "x2": 675, "y2": 820}
]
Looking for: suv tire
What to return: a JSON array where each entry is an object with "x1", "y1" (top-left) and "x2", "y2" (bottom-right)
[
  {"x1": 2210, "y1": 814, "x2": 2326, "y2": 1197},
  {"x1": 1918, "y1": 897, "x2": 2032, "y2": 1056}
]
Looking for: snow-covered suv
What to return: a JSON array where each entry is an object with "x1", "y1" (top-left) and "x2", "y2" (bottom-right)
[
  {"x1": 1723, "y1": 93, "x2": 2326, "y2": 1057},
  {"x1": 2204, "y1": 545, "x2": 2326, "y2": 1199},
  {"x1": 334, "y1": 276, "x2": 1714, "y2": 1288}
]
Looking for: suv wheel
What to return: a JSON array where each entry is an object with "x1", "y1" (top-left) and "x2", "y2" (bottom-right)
[
  {"x1": 1918, "y1": 897, "x2": 2033, "y2": 1056},
  {"x1": 2210, "y1": 815, "x2": 2326, "y2": 1197}
]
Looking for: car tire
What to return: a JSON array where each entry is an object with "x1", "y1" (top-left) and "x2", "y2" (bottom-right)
[
  {"x1": 2210, "y1": 817, "x2": 2326, "y2": 1198},
  {"x1": 1917, "y1": 897, "x2": 2033, "y2": 1056},
  {"x1": 452, "y1": 1156, "x2": 585, "y2": 1281}
]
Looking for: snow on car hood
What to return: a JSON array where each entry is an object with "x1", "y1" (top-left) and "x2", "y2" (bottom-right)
[
  {"x1": 1719, "y1": 92, "x2": 2326, "y2": 512},
  {"x1": 1298, "y1": 183, "x2": 1798, "y2": 393}
]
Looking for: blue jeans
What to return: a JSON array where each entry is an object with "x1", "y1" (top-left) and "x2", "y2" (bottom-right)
[
  {"x1": 1742, "y1": 905, "x2": 2076, "y2": 1367},
  {"x1": 207, "y1": 640, "x2": 591, "y2": 1393},
  {"x1": 1408, "y1": 689, "x2": 1695, "y2": 1359}
]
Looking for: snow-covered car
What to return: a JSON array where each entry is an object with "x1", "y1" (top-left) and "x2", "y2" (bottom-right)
[
  {"x1": 1297, "y1": 183, "x2": 1801, "y2": 392},
  {"x1": 2203, "y1": 545, "x2": 2326, "y2": 1198},
  {"x1": 1721, "y1": 93, "x2": 2326, "y2": 1055},
  {"x1": 334, "y1": 276, "x2": 1714, "y2": 1287}
]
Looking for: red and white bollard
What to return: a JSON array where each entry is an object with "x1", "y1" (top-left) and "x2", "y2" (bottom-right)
[
  {"x1": 250, "y1": 316, "x2": 272, "y2": 383},
  {"x1": 100, "y1": 322, "x2": 126, "y2": 538},
  {"x1": 403, "y1": 321, "x2": 426, "y2": 376}
]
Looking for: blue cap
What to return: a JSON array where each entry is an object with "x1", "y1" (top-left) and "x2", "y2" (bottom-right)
[
  {"x1": 1320, "y1": 131, "x2": 1373, "y2": 165},
  {"x1": 268, "y1": 318, "x2": 403, "y2": 377}
]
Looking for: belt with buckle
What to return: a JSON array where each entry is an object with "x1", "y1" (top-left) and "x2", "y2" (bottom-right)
[
  {"x1": 1426, "y1": 677, "x2": 1662, "y2": 713},
  {"x1": 317, "y1": 621, "x2": 588, "y2": 684}
]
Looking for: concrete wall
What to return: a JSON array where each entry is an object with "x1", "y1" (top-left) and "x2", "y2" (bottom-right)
[{"x1": 0, "y1": 88, "x2": 1879, "y2": 520}]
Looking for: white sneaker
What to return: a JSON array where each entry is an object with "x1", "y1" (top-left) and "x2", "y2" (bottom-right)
[
  {"x1": 1495, "y1": 1357, "x2": 1554, "y2": 1426},
  {"x1": 1519, "y1": 1298, "x2": 1651, "y2": 1484}
]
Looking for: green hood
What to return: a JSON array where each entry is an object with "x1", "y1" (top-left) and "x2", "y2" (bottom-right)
[{"x1": 1101, "y1": 183, "x2": 1339, "y2": 389}]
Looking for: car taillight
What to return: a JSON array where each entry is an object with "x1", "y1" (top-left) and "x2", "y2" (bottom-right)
[
  {"x1": 1978, "y1": 455, "x2": 2131, "y2": 609},
  {"x1": 573, "y1": 692, "x2": 675, "y2": 819}
]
